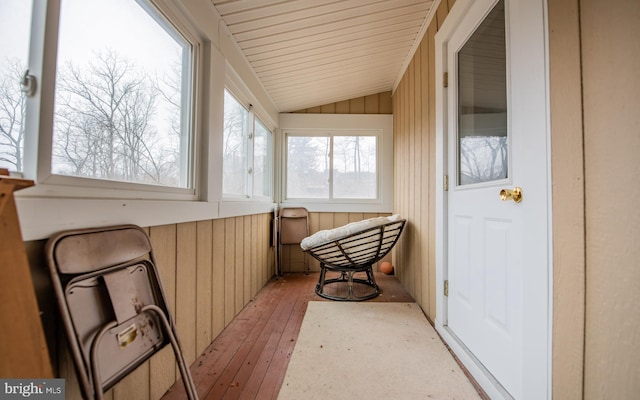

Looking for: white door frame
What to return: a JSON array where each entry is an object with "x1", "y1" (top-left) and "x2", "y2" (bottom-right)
[{"x1": 433, "y1": 0, "x2": 553, "y2": 398}]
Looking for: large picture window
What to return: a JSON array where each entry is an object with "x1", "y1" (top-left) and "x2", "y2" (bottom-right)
[
  {"x1": 51, "y1": 0, "x2": 193, "y2": 188},
  {"x1": 285, "y1": 132, "x2": 378, "y2": 200}
]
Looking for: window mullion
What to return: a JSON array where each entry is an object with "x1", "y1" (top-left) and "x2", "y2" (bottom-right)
[
  {"x1": 245, "y1": 105, "x2": 254, "y2": 198},
  {"x1": 328, "y1": 134, "x2": 334, "y2": 200},
  {"x1": 23, "y1": 0, "x2": 60, "y2": 182}
]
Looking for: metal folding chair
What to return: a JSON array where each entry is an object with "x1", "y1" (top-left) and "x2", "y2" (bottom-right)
[
  {"x1": 45, "y1": 225, "x2": 197, "y2": 400},
  {"x1": 277, "y1": 207, "x2": 309, "y2": 275}
]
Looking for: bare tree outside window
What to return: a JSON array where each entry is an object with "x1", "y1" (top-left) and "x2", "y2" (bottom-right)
[
  {"x1": 459, "y1": 136, "x2": 508, "y2": 185},
  {"x1": 333, "y1": 136, "x2": 377, "y2": 199},
  {"x1": 222, "y1": 90, "x2": 249, "y2": 196},
  {"x1": 0, "y1": 59, "x2": 26, "y2": 172},
  {"x1": 286, "y1": 136, "x2": 330, "y2": 199},
  {"x1": 286, "y1": 133, "x2": 377, "y2": 200},
  {"x1": 52, "y1": 50, "x2": 183, "y2": 186}
]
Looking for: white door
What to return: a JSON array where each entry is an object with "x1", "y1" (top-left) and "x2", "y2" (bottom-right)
[{"x1": 444, "y1": 0, "x2": 549, "y2": 398}]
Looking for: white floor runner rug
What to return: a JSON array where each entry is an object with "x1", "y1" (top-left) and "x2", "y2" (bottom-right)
[{"x1": 278, "y1": 302, "x2": 481, "y2": 400}]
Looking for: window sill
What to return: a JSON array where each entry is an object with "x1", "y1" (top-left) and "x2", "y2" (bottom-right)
[
  {"x1": 16, "y1": 196, "x2": 219, "y2": 241},
  {"x1": 16, "y1": 195, "x2": 279, "y2": 241}
]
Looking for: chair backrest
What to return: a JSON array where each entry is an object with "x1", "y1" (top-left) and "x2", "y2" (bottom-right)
[
  {"x1": 46, "y1": 225, "x2": 174, "y2": 399},
  {"x1": 279, "y1": 207, "x2": 309, "y2": 245}
]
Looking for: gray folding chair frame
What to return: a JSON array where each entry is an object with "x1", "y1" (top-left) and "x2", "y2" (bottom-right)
[
  {"x1": 277, "y1": 207, "x2": 309, "y2": 275},
  {"x1": 45, "y1": 225, "x2": 197, "y2": 400}
]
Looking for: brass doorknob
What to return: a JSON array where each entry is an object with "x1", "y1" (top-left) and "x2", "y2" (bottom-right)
[{"x1": 500, "y1": 187, "x2": 523, "y2": 203}]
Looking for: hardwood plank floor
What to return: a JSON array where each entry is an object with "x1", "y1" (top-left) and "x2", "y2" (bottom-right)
[{"x1": 161, "y1": 272, "x2": 417, "y2": 400}]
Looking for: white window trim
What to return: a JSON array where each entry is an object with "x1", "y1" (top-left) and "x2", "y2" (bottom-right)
[
  {"x1": 24, "y1": 0, "x2": 200, "y2": 200},
  {"x1": 221, "y1": 64, "x2": 275, "y2": 204},
  {"x1": 15, "y1": 0, "x2": 214, "y2": 241},
  {"x1": 278, "y1": 113, "x2": 393, "y2": 213}
]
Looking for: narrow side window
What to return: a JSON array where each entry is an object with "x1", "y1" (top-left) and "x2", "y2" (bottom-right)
[{"x1": 0, "y1": 0, "x2": 34, "y2": 173}]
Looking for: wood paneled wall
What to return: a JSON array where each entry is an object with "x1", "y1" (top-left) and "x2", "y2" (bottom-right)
[
  {"x1": 280, "y1": 212, "x2": 392, "y2": 273},
  {"x1": 580, "y1": 0, "x2": 640, "y2": 398},
  {"x1": 391, "y1": 0, "x2": 451, "y2": 320},
  {"x1": 27, "y1": 214, "x2": 274, "y2": 400},
  {"x1": 293, "y1": 92, "x2": 392, "y2": 114},
  {"x1": 393, "y1": 0, "x2": 640, "y2": 398}
]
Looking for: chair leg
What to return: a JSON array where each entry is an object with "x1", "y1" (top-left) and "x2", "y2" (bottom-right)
[
  {"x1": 315, "y1": 264, "x2": 325, "y2": 295},
  {"x1": 365, "y1": 267, "x2": 380, "y2": 292}
]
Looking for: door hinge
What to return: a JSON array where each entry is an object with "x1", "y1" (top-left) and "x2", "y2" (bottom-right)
[
  {"x1": 443, "y1": 72, "x2": 448, "y2": 88},
  {"x1": 444, "y1": 175, "x2": 449, "y2": 191},
  {"x1": 444, "y1": 280, "x2": 449, "y2": 297}
]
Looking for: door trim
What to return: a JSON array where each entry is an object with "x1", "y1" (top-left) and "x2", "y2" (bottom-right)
[{"x1": 433, "y1": 0, "x2": 553, "y2": 398}]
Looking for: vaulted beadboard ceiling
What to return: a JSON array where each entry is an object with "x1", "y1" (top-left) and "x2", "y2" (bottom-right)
[{"x1": 211, "y1": 0, "x2": 435, "y2": 112}]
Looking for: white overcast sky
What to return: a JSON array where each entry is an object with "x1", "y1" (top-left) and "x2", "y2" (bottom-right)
[{"x1": 1, "y1": 0, "x2": 182, "y2": 74}]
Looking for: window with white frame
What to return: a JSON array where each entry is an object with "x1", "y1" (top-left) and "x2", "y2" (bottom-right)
[
  {"x1": 285, "y1": 132, "x2": 378, "y2": 200},
  {"x1": 222, "y1": 88, "x2": 272, "y2": 199},
  {"x1": 253, "y1": 117, "x2": 273, "y2": 199},
  {"x1": 51, "y1": 0, "x2": 193, "y2": 188},
  {"x1": 0, "y1": 0, "x2": 196, "y2": 194},
  {"x1": 0, "y1": 0, "x2": 32, "y2": 173}
]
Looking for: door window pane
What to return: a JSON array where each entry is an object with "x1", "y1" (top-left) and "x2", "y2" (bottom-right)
[
  {"x1": 51, "y1": 0, "x2": 192, "y2": 188},
  {"x1": 0, "y1": 0, "x2": 33, "y2": 173},
  {"x1": 457, "y1": 0, "x2": 507, "y2": 185}
]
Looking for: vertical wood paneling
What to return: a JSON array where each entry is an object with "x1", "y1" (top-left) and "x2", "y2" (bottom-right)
[
  {"x1": 349, "y1": 97, "x2": 365, "y2": 113},
  {"x1": 212, "y1": 219, "x2": 226, "y2": 337},
  {"x1": 320, "y1": 103, "x2": 336, "y2": 113},
  {"x1": 224, "y1": 218, "x2": 236, "y2": 326},
  {"x1": 293, "y1": 92, "x2": 393, "y2": 114},
  {"x1": 548, "y1": 0, "x2": 585, "y2": 398},
  {"x1": 335, "y1": 100, "x2": 350, "y2": 113},
  {"x1": 251, "y1": 214, "x2": 259, "y2": 298},
  {"x1": 243, "y1": 216, "x2": 252, "y2": 304},
  {"x1": 420, "y1": 36, "x2": 431, "y2": 313},
  {"x1": 426, "y1": 20, "x2": 438, "y2": 318},
  {"x1": 379, "y1": 92, "x2": 392, "y2": 114},
  {"x1": 333, "y1": 212, "x2": 349, "y2": 229},
  {"x1": 148, "y1": 224, "x2": 177, "y2": 399},
  {"x1": 364, "y1": 94, "x2": 379, "y2": 114},
  {"x1": 581, "y1": 0, "x2": 640, "y2": 398},
  {"x1": 263, "y1": 213, "x2": 273, "y2": 287},
  {"x1": 306, "y1": 106, "x2": 321, "y2": 113},
  {"x1": 401, "y1": 64, "x2": 410, "y2": 290},
  {"x1": 413, "y1": 46, "x2": 423, "y2": 306},
  {"x1": 408, "y1": 57, "x2": 416, "y2": 298},
  {"x1": 59, "y1": 339, "x2": 86, "y2": 400},
  {"x1": 436, "y1": 0, "x2": 449, "y2": 29},
  {"x1": 113, "y1": 361, "x2": 150, "y2": 400},
  {"x1": 176, "y1": 222, "x2": 197, "y2": 366},
  {"x1": 234, "y1": 217, "x2": 245, "y2": 314},
  {"x1": 391, "y1": 10, "x2": 445, "y2": 319},
  {"x1": 196, "y1": 220, "x2": 213, "y2": 354}
]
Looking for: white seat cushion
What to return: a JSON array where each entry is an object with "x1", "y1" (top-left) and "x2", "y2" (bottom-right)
[{"x1": 300, "y1": 214, "x2": 401, "y2": 250}]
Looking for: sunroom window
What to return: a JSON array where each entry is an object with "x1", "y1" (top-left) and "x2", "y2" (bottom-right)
[
  {"x1": 285, "y1": 132, "x2": 378, "y2": 200},
  {"x1": 222, "y1": 88, "x2": 272, "y2": 200},
  {"x1": 49, "y1": 0, "x2": 193, "y2": 188},
  {"x1": 0, "y1": 0, "x2": 33, "y2": 173}
]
